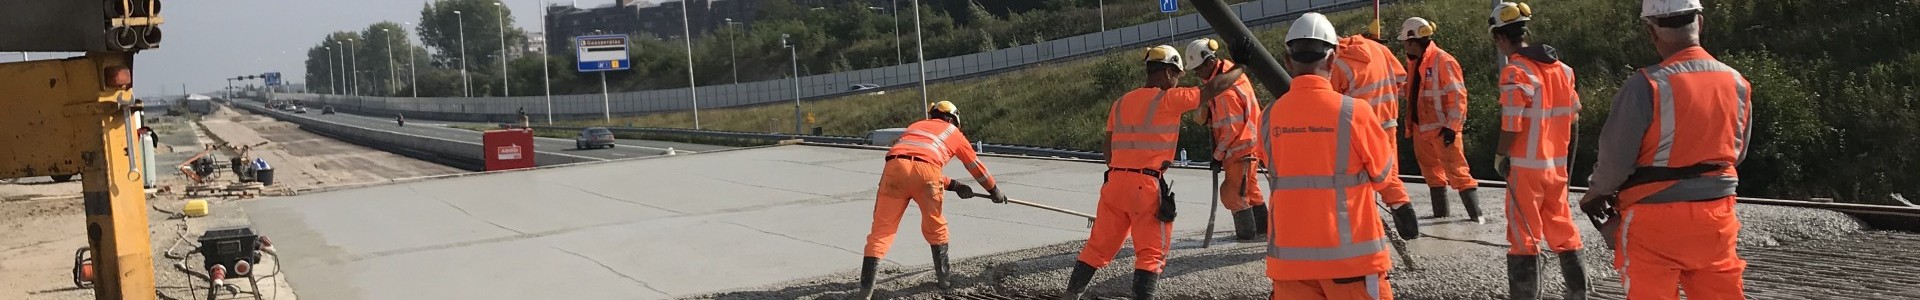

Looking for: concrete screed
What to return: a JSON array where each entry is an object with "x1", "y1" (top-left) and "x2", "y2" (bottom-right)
[{"x1": 243, "y1": 144, "x2": 1906, "y2": 300}]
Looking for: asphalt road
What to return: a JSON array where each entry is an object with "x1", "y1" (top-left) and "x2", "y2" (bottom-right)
[{"x1": 237, "y1": 100, "x2": 730, "y2": 161}]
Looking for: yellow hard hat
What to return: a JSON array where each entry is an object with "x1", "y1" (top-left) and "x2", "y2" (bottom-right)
[
  {"x1": 1488, "y1": 2, "x2": 1533, "y2": 29},
  {"x1": 1143, "y1": 45, "x2": 1183, "y2": 67},
  {"x1": 928, "y1": 100, "x2": 958, "y2": 116}
]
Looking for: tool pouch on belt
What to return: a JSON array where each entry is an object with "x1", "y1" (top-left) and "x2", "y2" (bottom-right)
[
  {"x1": 1156, "y1": 162, "x2": 1178, "y2": 223},
  {"x1": 1585, "y1": 162, "x2": 1730, "y2": 250}
]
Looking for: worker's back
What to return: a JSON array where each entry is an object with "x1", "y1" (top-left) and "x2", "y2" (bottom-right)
[
  {"x1": 1620, "y1": 47, "x2": 1751, "y2": 205},
  {"x1": 1332, "y1": 36, "x2": 1406, "y2": 129},
  {"x1": 887, "y1": 119, "x2": 969, "y2": 168},
  {"x1": 1108, "y1": 87, "x2": 1201, "y2": 170},
  {"x1": 1499, "y1": 50, "x2": 1580, "y2": 178},
  {"x1": 1258, "y1": 75, "x2": 1396, "y2": 280}
]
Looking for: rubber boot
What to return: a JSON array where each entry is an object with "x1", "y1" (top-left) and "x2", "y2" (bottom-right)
[
  {"x1": 1507, "y1": 255, "x2": 1541, "y2": 300},
  {"x1": 1426, "y1": 186, "x2": 1451, "y2": 218},
  {"x1": 931, "y1": 244, "x2": 952, "y2": 290},
  {"x1": 1132, "y1": 269, "x2": 1160, "y2": 300},
  {"x1": 858, "y1": 256, "x2": 879, "y2": 300},
  {"x1": 1060, "y1": 261, "x2": 1097, "y2": 300},
  {"x1": 1460, "y1": 188, "x2": 1485, "y2": 224},
  {"x1": 1250, "y1": 204, "x2": 1270, "y2": 236},
  {"x1": 1559, "y1": 250, "x2": 1591, "y2": 300},
  {"x1": 1231, "y1": 208, "x2": 1258, "y2": 242}
]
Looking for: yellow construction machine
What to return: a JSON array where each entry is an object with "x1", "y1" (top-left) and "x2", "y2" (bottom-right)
[{"x1": 1, "y1": 0, "x2": 166, "y2": 299}]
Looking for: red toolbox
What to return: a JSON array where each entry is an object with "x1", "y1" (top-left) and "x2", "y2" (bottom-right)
[{"x1": 482, "y1": 129, "x2": 536, "y2": 171}]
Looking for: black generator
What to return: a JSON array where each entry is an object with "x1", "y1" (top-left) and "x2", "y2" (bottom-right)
[{"x1": 197, "y1": 227, "x2": 260, "y2": 275}]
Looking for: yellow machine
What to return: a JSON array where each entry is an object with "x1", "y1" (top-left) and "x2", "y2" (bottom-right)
[{"x1": 1, "y1": 1, "x2": 165, "y2": 299}]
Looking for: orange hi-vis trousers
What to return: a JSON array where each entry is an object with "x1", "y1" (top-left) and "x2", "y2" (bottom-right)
[
  {"x1": 1220, "y1": 156, "x2": 1265, "y2": 211},
  {"x1": 1411, "y1": 130, "x2": 1476, "y2": 190},
  {"x1": 1504, "y1": 168, "x2": 1582, "y2": 255},
  {"x1": 863, "y1": 159, "x2": 949, "y2": 258},
  {"x1": 1271, "y1": 273, "x2": 1393, "y2": 300},
  {"x1": 1076, "y1": 171, "x2": 1174, "y2": 273},
  {"x1": 1614, "y1": 196, "x2": 1746, "y2": 300}
]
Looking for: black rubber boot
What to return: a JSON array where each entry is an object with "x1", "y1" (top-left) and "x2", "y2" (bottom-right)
[
  {"x1": 1132, "y1": 269, "x2": 1159, "y2": 300},
  {"x1": 931, "y1": 244, "x2": 952, "y2": 290},
  {"x1": 1060, "y1": 261, "x2": 1097, "y2": 300},
  {"x1": 1427, "y1": 186, "x2": 1451, "y2": 218},
  {"x1": 1250, "y1": 204, "x2": 1270, "y2": 236},
  {"x1": 858, "y1": 256, "x2": 879, "y2": 300},
  {"x1": 1560, "y1": 250, "x2": 1591, "y2": 300},
  {"x1": 1231, "y1": 208, "x2": 1258, "y2": 242},
  {"x1": 1460, "y1": 188, "x2": 1485, "y2": 224},
  {"x1": 1508, "y1": 255, "x2": 1541, "y2": 300}
]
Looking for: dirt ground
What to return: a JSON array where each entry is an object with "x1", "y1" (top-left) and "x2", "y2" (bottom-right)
[{"x1": 1, "y1": 104, "x2": 464, "y2": 300}]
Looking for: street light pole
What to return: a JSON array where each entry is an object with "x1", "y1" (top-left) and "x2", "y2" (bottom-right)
[
  {"x1": 406, "y1": 21, "x2": 418, "y2": 97},
  {"x1": 784, "y1": 34, "x2": 799, "y2": 135},
  {"x1": 726, "y1": 18, "x2": 739, "y2": 84},
  {"x1": 333, "y1": 43, "x2": 345, "y2": 95},
  {"x1": 892, "y1": 0, "x2": 901, "y2": 65},
  {"x1": 323, "y1": 46, "x2": 336, "y2": 94},
  {"x1": 384, "y1": 28, "x2": 397, "y2": 96},
  {"x1": 681, "y1": 1, "x2": 700, "y2": 129},
  {"x1": 541, "y1": 0, "x2": 553, "y2": 124},
  {"x1": 347, "y1": 38, "x2": 359, "y2": 96},
  {"x1": 913, "y1": 0, "x2": 927, "y2": 112},
  {"x1": 457, "y1": 10, "x2": 470, "y2": 97},
  {"x1": 495, "y1": 2, "x2": 509, "y2": 96}
]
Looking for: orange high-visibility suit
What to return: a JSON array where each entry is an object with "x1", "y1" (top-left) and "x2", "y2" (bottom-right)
[
  {"x1": 1407, "y1": 42, "x2": 1476, "y2": 191},
  {"x1": 1077, "y1": 86, "x2": 1201, "y2": 274},
  {"x1": 1583, "y1": 46, "x2": 1752, "y2": 300},
  {"x1": 1331, "y1": 35, "x2": 1409, "y2": 202},
  {"x1": 864, "y1": 119, "x2": 997, "y2": 259},
  {"x1": 1200, "y1": 59, "x2": 1265, "y2": 212},
  {"x1": 1258, "y1": 75, "x2": 1411, "y2": 299},
  {"x1": 1497, "y1": 50, "x2": 1583, "y2": 255}
]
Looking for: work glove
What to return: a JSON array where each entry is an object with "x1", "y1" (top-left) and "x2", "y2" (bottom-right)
[
  {"x1": 1209, "y1": 159, "x2": 1223, "y2": 172},
  {"x1": 1390, "y1": 204, "x2": 1421, "y2": 240},
  {"x1": 945, "y1": 180, "x2": 978, "y2": 199},
  {"x1": 1580, "y1": 195, "x2": 1623, "y2": 250},
  {"x1": 986, "y1": 187, "x2": 1009, "y2": 204},
  {"x1": 1439, "y1": 128, "x2": 1457, "y2": 146},
  {"x1": 1493, "y1": 155, "x2": 1511, "y2": 180}
]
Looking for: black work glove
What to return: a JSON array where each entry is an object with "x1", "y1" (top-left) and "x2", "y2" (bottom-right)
[
  {"x1": 945, "y1": 180, "x2": 977, "y2": 199},
  {"x1": 1390, "y1": 204, "x2": 1420, "y2": 240},
  {"x1": 986, "y1": 187, "x2": 1009, "y2": 204},
  {"x1": 1493, "y1": 155, "x2": 1511, "y2": 180},
  {"x1": 1209, "y1": 159, "x2": 1223, "y2": 172},
  {"x1": 1439, "y1": 128, "x2": 1457, "y2": 146},
  {"x1": 1156, "y1": 182, "x2": 1178, "y2": 223}
]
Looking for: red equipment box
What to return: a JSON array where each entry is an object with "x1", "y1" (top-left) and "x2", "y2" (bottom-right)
[{"x1": 482, "y1": 129, "x2": 536, "y2": 171}]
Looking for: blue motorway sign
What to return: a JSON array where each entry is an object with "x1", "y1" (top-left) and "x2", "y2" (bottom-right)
[
  {"x1": 576, "y1": 35, "x2": 632, "y2": 72},
  {"x1": 1161, "y1": 0, "x2": 1177, "y2": 13},
  {"x1": 263, "y1": 72, "x2": 283, "y2": 86}
]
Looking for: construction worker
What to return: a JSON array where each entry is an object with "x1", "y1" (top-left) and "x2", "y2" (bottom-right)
[
  {"x1": 1061, "y1": 45, "x2": 1232, "y2": 300},
  {"x1": 1332, "y1": 26, "x2": 1411, "y2": 217},
  {"x1": 1261, "y1": 12, "x2": 1419, "y2": 300},
  {"x1": 858, "y1": 101, "x2": 1009, "y2": 299},
  {"x1": 1182, "y1": 37, "x2": 1267, "y2": 242},
  {"x1": 1399, "y1": 17, "x2": 1483, "y2": 222},
  {"x1": 1579, "y1": 0, "x2": 1752, "y2": 299},
  {"x1": 1486, "y1": 2, "x2": 1588, "y2": 299}
]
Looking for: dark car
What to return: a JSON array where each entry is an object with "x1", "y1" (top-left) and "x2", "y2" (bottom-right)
[
  {"x1": 322, "y1": 106, "x2": 336, "y2": 114},
  {"x1": 575, "y1": 127, "x2": 616, "y2": 150}
]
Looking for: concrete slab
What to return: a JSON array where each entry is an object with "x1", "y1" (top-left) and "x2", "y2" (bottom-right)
[{"x1": 243, "y1": 145, "x2": 1239, "y2": 299}]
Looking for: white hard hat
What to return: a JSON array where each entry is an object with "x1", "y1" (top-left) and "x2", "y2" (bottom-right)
[
  {"x1": 1287, "y1": 12, "x2": 1339, "y2": 46},
  {"x1": 1398, "y1": 17, "x2": 1436, "y2": 41},
  {"x1": 1641, "y1": 0, "x2": 1703, "y2": 18},
  {"x1": 1488, "y1": 2, "x2": 1533, "y2": 29},
  {"x1": 1144, "y1": 45, "x2": 1183, "y2": 68},
  {"x1": 1181, "y1": 38, "x2": 1220, "y2": 71}
]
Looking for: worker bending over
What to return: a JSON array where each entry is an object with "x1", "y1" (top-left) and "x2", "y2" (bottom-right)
[
  {"x1": 1061, "y1": 45, "x2": 1233, "y2": 300},
  {"x1": 1260, "y1": 12, "x2": 1419, "y2": 300},
  {"x1": 1580, "y1": 0, "x2": 1752, "y2": 299},
  {"x1": 1486, "y1": 2, "x2": 1589, "y2": 299},
  {"x1": 1331, "y1": 23, "x2": 1412, "y2": 216},
  {"x1": 1183, "y1": 37, "x2": 1268, "y2": 242},
  {"x1": 1399, "y1": 17, "x2": 1483, "y2": 222},
  {"x1": 857, "y1": 101, "x2": 1009, "y2": 299}
]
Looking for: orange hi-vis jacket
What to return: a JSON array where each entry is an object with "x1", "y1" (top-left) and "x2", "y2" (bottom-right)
[
  {"x1": 1108, "y1": 87, "x2": 1203, "y2": 170},
  {"x1": 1202, "y1": 60, "x2": 1262, "y2": 161},
  {"x1": 1408, "y1": 42, "x2": 1467, "y2": 134},
  {"x1": 1618, "y1": 47, "x2": 1752, "y2": 207},
  {"x1": 1332, "y1": 35, "x2": 1408, "y2": 132},
  {"x1": 1257, "y1": 75, "x2": 1411, "y2": 280},
  {"x1": 887, "y1": 119, "x2": 997, "y2": 190},
  {"x1": 1498, "y1": 53, "x2": 1580, "y2": 173}
]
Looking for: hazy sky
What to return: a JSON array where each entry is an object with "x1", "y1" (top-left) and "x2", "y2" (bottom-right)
[{"x1": 1, "y1": 0, "x2": 626, "y2": 97}]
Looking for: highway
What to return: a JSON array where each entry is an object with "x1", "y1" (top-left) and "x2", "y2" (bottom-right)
[{"x1": 233, "y1": 99, "x2": 732, "y2": 162}]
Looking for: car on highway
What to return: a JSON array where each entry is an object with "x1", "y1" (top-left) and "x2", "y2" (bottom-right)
[
  {"x1": 293, "y1": 106, "x2": 308, "y2": 114},
  {"x1": 322, "y1": 106, "x2": 336, "y2": 114},
  {"x1": 849, "y1": 84, "x2": 884, "y2": 95},
  {"x1": 575, "y1": 127, "x2": 616, "y2": 150}
]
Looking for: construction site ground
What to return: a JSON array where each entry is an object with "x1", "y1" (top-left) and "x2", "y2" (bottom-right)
[
  {"x1": 1, "y1": 104, "x2": 462, "y2": 300},
  {"x1": 236, "y1": 144, "x2": 1919, "y2": 300}
]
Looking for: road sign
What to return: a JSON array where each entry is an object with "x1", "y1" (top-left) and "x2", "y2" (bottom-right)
[
  {"x1": 576, "y1": 35, "x2": 631, "y2": 72},
  {"x1": 263, "y1": 72, "x2": 282, "y2": 86},
  {"x1": 1161, "y1": 0, "x2": 1177, "y2": 13}
]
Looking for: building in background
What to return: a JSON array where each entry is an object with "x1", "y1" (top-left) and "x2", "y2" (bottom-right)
[{"x1": 544, "y1": 0, "x2": 759, "y2": 54}]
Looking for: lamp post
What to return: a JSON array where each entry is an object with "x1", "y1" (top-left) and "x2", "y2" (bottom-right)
[
  {"x1": 456, "y1": 10, "x2": 470, "y2": 97},
  {"x1": 346, "y1": 37, "x2": 359, "y2": 96},
  {"x1": 323, "y1": 46, "x2": 336, "y2": 94},
  {"x1": 540, "y1": 0, "x2": 553, "y2": 124},
  {"x1": 494, "y1": 2, "x2": 509, "y2": 96},
  {"x1": 405, "y1": 21, "x2": 418, "y2": 97},
  {"x1": 1099, "y1": 0, "x2": 1107, "y2": 31},
  {"x1": 680, "y1": 0, "x2": 699, "y2": 129},
  {"x1": 892, "y1": 0, "x2": 902, "y2": 65},
  {"x1": 725, "y1": 18, "x2": 739, "y2": 84},
  {"x1": 783, "y1": 34, "x2": 799, "y2": 135},
  {"x1": 913, "y1": 0, "x2": 927, "y2": 112},
  {"x1": 383, "y1": 28, "x2": 397, "y2": 96}
]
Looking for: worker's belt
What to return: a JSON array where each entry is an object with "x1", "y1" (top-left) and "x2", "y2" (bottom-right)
[
  {"x1": 1583, "y1": 161, "x2": 1733, "y2": 251},
  {"x1": 885, "y1": 154, "x2": 932, "y2": 164},
  {"x1": 1107, "y1": 167, "x2": 1164, "y2": 177}
]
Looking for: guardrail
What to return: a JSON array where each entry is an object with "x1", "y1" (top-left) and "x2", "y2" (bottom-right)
[
  {"x1": 233, "y1": 100, "x2": 600, "y2": 171},
  {"x1": 528, "y1": 125, "x2": 1104, "y2": 160}
]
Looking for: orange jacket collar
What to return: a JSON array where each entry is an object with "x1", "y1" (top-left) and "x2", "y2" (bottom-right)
[{"x1": 1288, "y1": 74, "x2": 1336, "y2": 93}]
